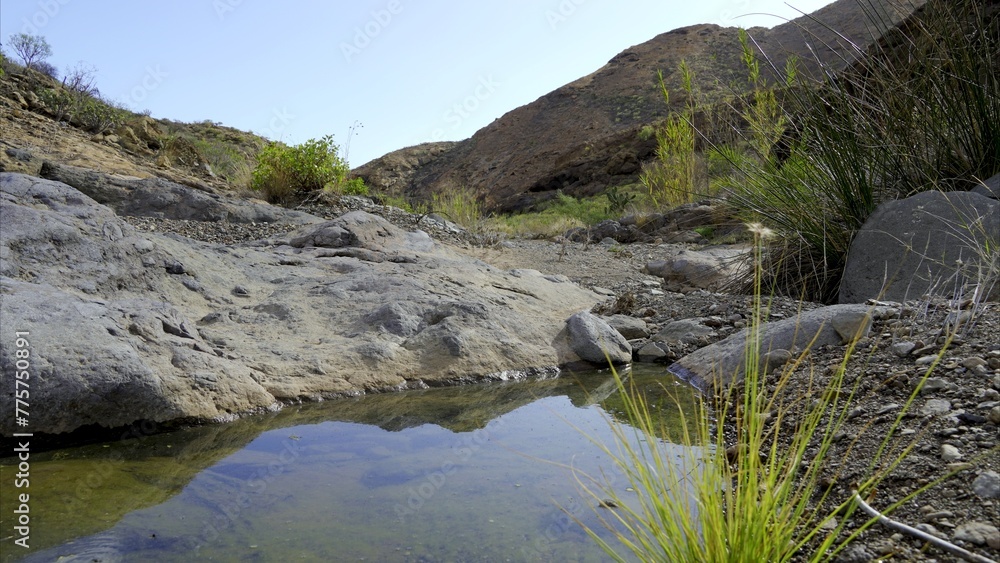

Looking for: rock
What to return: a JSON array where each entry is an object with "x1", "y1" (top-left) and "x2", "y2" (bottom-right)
[
  {"x1": 921, "y1": 398, "x2": 952, "y2": 416},
  {"x1": 972, "y1": 470, "x2": 1000, "y2": 499},
  {"x1": 566, "y1": 311, "x2": 632, "y2": 366},
  {"x1": 939, "y1": 444, "x2": 962, "y2": 462},
  {"x1": 636, "y1": 341, "x2": 672, "y2": 363},
  {"x1": 669, "y1": 305, "x2": 877, "y2": 389},
  {"x1": 971, "y1": 172, "x2": 1000, "y2": 200},
  {"x1": 39, "y1": 161, "x2": 320, "y2": 225},
  {"x1": 602, "y1": 314, "x2": 650, "y2": 339},
  {"x1": 645, "y1": 247, "x2": 747, "y2": 292},
  {"x1": 0, "y1": 173, "x2": 606, "y2": 436},
  {"x1": 762, "y1": 349, "x2": 793, "y2": 373},
  {"x1": 653, "y1": 319, "x2": 715, "y2": 346},
  {"x1": 953, "y1": 522, "x2": 1000, "y2": 549},
  {"x1": 834, "y1": 544, "x2": 875, "y2": 563},
  {"x1": 892, "y1": 341, "x2": 916, "y2": 356},
  {"x1": 839, "y1": 190, "x2": 1000, "y2": 303},
  {"x1": 989, "y1": 406, "x2": 1000, "y2": 425}
]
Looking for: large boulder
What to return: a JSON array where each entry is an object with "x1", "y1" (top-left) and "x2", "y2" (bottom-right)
[
  {"x1": 839, "y1": 190, "x2": 1000, "y2": 303},
  {"x1": 566, "y1": 311, "x2": 632, "y2": 365},
  {"x1": 668, "y1": 304, "x2": 876, "y2": 390},
  {"x1": 0, "y1": 173, "x2": 604, "y2": 436},
  {"x1": 645, "y1": 246, "x2": 748, "y2": 292}
]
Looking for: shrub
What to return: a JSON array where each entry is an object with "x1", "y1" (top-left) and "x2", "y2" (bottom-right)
[
  {"x1": 76, "y1": 95, "x2": 128, "y2": 133},
  {"x1": 35, "y1": 87, "x2": 75, "y2": 122},
  {"x1": 430, "y1": 186, "x2": 483, "y2": 230},
  {"x1": 250, "y1": 135, "x2": 349, "y2": 203},
  {"x1": 33, "y1": 60, "x2": 58, "y2": 80},
  {"x1": 7, "y1": 33, "x2": 51, "y2": 70},
  {"x1": 340, "y1": 177, "x2": 369, "y2": 196}
]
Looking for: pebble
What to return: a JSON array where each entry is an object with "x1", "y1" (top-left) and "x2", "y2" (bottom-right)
[
  {"x1": 989, "y1": 406, "x2": 1000, "y2": 425},
  {"x1": 892, "y1": 341, "x2": 916, "y2": 356},
  {"x1": 940, "y1": 444, "x2": 963, "y2": 462},
  {"x1": 921, "y1": 398, "x2": 951, "y2": 416},
  {"x1": 920, "y1": 377, "x2": 955, "y2": 394},
  {"x1": 972, "y1": 470, "x2": 1000, "y2": 499},
  {"x1": 952, "y1": 522, "x2": 1000, "y2": 549},
  {"x1": 915, "y1": 355, "x2": 939, "y2": 366}
]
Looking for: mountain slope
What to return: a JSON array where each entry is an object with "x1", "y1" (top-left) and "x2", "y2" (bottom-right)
[{"x1": 355, "y1": 0, "x2": 926, "y2": 213}]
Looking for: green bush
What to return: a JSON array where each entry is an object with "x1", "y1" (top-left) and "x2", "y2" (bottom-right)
[
  {"x1": 76, "y1": 95, "x2": 128, "y2": 133},
  {"x1": 251, "y1": 135, "x2": 349, "y2": 203},
  {"x1": 340, "y1": 177, "x2": 369, "y2": 196}
]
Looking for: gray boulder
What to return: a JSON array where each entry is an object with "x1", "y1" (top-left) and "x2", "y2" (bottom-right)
[
  {"x1": 668, "y1": 304, "x2": 876, "y2": 390},
  {"x1": 601, "y1": 314, "x2": 650, "y2": 339},
  {"x1": 1, "y1": 172, "x2": 604, "y2": 436},
  {"x1": 645, "y1": 247, "x2": 747, "y2": 292},
  {"x1": 566, "y1": 311, "x2": 632, "y2": 365},
  {"x1": 839, "y1": 190, "x2": 1000, "y2": 303},
  {"x1": 971, "y1": 172, "x2": 1000, "y2": 200}
]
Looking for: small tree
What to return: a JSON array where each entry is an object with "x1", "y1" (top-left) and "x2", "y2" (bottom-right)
[{"x1": 8, "y1": 33, "x2": 52, "y2": 70}]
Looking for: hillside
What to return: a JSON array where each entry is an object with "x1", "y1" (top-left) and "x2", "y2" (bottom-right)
[{"x1": 354, "y1": 0, "x2": 926, "y2": 213}]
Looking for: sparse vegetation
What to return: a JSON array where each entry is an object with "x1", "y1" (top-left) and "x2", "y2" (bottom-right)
[
  {"x1": 251, "y1": 135, "x2": 350, "y2": 203},
  {"x1": 574, "y1": 229, "x2": 956, "y2": 562},
  {"x1": 7, "y1": 33, "x2": 51, "y2": 71}
]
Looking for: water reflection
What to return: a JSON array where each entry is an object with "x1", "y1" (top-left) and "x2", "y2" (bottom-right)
[{"x1": 1, "y1": 365, "x2": 698, "y2": 562}]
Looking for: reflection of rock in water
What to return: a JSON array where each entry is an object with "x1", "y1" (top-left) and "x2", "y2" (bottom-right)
[
  {"x1": 360, "y1": 468, "x2": 422, "y2": 489},
  {"x1": 18, "y1": 528, "x2": 188, "y2": 563}
]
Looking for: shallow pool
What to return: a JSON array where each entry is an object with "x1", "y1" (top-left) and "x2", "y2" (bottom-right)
[{"x1": 1, "y1": 365, "x2": 699, "y2": 562}]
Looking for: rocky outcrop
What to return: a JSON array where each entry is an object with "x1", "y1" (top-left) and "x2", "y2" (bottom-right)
[
  {"x1": 39, "y1": 161, "x2": 319, "y2": 225},
  {"x1": 0, "y1": 173, "x2": 605, "y2": 437},
  {"x1": 839, "y1": 190, "x2": 1000, "y2": 304}
]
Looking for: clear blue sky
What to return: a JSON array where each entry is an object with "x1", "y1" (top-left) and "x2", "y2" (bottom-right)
[{"x1": 0, "y1": 0, "x2": 834, "y2": 167}]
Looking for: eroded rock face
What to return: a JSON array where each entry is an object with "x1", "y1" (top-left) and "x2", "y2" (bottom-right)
[{"x1": 0, "y1": 173, "x2": 602, "y2": 436}]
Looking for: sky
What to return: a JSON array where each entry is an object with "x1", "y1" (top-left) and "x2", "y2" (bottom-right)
[{"x1": 0, "y1": 0, "x2": 835, "y2": 167}]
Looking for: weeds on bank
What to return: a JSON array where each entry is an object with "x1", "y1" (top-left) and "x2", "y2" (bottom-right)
[
  {"x1": 722, "y1": 0, "x2": 1000, "y2": 302},
  {"x1": 572, "y1": 228, "x2": 960, "y2": 562}
]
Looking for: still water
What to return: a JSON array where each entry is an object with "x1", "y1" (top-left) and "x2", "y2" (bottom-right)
[{"x1": 1, "y1": 365, "x2": 699, "y2": 562}]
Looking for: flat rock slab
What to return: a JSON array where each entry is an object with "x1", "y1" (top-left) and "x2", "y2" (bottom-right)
[
  {"x1": 0, "y1": 173, "x2": 603, "y2": 436},
  {"x1": 668, "y1": 304, "x2": 876, "y2": 390}
]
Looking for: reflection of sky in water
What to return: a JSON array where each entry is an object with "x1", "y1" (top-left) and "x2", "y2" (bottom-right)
[{"x1": 5, "y1": 366, "x2": 699, "y2": 562}]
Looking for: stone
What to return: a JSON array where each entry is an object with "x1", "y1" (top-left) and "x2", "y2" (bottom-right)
[
  {"x1": 566, "y1": 311, "x2": 632, "y2": 366},
  {"x1": 669, "y1": 304, "x2": 878, "y2": 389},
  {"x1": 602, "y1": 314, "x2": 650, "y2": 340},
  {"x1": 839, "y1": 190, "x2": 1000, "y2": 303},
  {"x1": 645, "y1": 246, "x2": 747, "y2": 292},
  {"x1": 0, "y1": 172, "x2": 607, "y2": 436},
  {"x1": 892, "y1": 342, "x2": 916, "y2": 356},
  {"x1": 971, "y1": 172, "x2": 1000, "y2": 200},
  {"x1": 989, "y1": 406, "x2": 1000, "y2": 425},
  {"x1": 654, "y1": 319, "x2": 715, "y2": 346},
  {"x1": 972, "y1": 470, "x2": 1000, "y2": 500},
  {"x1": 939, "y1": 444, "x2": 962, "y2": 462},
  {"x1": 636, "y1": 341, "x2": 671, "y2": 363},
  {"x1": 952, "y1": 522, "x2": 1000, "y2": 549},
  {"x1": 921, "y1": 398, "x2": 951, "y2": 416}
]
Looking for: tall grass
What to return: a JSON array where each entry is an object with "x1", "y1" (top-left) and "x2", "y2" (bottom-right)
[
  {"x1": 572, "y1": 227, "x2": 959, "y2": 562},
  {"x1": 723, "y1": 0, "x2": 1000, "y2": 302}
]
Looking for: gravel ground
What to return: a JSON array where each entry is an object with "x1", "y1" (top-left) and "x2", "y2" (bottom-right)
[{"x1": 124, "y1": 198, "x2": 1000, "y2": 562}]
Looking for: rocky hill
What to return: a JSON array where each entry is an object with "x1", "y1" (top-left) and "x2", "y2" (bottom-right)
[{"x1": 355, "y1": 0, "x2": 925, "y2": 213}]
